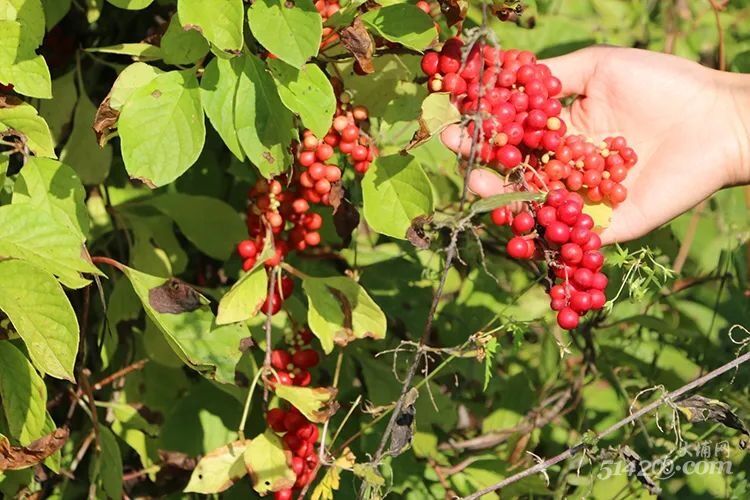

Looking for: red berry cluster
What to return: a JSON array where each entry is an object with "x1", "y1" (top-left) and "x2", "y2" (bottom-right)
[
  {"x1": 500, "y1": 190, "x2": 607, "y2": 329},
  {"x1": 266, "y1": 329, "x2": 321, "y2": 499},
  {"x1": 298, "y1": 104, "x2": 377, "y2": 176},
  {"x1": 422, "y1": 38, "x2": 567, "y2": 170},
  {"x1": 238, "y1": 177, "x2": 324, "y2": 270},
  {"x1": 315, "y1": 0, "x2": 340, "y2": 49},
  {"x1": 420, "y1": 40, "x2": 639, "y2": 329},
  {"x1": 532, "y1": 134, "x2": 637, "y2": 204}
]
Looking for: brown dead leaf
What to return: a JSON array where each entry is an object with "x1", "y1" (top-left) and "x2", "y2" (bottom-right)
[
  {"x1": 148, "y1": 278, "x2": 204, "y2": 314},
  {"x1": 406, "y1": 215, "x2": 432, "y2": 249},
  {"x1": 340, "y1": 18, "x2": 375, "y2": 74},
  {"x1": 438, "y1": 0, "x2": 468, "y2": 26},
  {"x1": 0, "y1": 428, "x2": 69, "y2": 471},
  {"x1": 93, "y1": 97, "x2": 119, "y2": 147},
  {"x1": 158, "y1": 450, "x2": 197, "y2": 471},
  {"x1": 330, "y1": 183, "x2": 360, "y2": 246},
  {"x1": 0, "y1": 95, "x2": 23, "y2": 109}
]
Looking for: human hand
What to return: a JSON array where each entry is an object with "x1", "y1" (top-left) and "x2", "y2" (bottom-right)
[{"x1": 442, "y1": 46, "x2": 750, "y2": 244}]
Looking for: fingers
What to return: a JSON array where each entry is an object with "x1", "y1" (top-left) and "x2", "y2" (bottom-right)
[
  {"x1": 467, "y1": 168, "x2": 507, "y2": 198},
  {"x1": 540, "y1": 46, "x2": 605, "y2": 97},
  {"x1": 440, "y1": 124, "x2": 472, "y2": 157}
]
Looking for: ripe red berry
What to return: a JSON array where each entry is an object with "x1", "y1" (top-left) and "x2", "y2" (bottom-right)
[
  {"x1": 557, "y1": 307, "x2": 580, "y2": 330},
  {"x1": 293, "y1": 349, "x2": 320, "y2": 369},
  {"x1": 507, "y1": 236, "x2": 530, "y2": 259},
  {"x1": 275, "y1": 489, "x2": 293, "y2": 500},
  {"x1": 544, "y1": 221, "x2": 570, "y2": 245},
  {"x1": 569, "y1": 292, "x2": 592, "y2": 313},
  {"x1": 271, "y1": 349, "x2": 292, "y2": 370},
  {"x1": 421, "y1": 51, "x2": 439, "y2": 75},
  {"x1": 237, "y1": 240, "x2": 258, "y2": 259},
  {"x1": 560, "y1": 243, "x2": 583, "y2": 265},
  {"x1": 267, "y1": 408, "x2": 287, "y2": 432},
  {"x1": 511, "y1": 212, "x2": 535, "y2": 235}
]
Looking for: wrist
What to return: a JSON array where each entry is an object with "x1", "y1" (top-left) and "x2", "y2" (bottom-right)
[{"x1": 718, "y1": 71, "x2": 750, "y2": 186}]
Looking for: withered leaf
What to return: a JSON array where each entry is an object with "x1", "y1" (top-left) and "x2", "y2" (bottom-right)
[
  {"x1": 405, "y1": 120, "x2": 431, "y2": 151},
  {"x1": 0, "y1": 427, "x2": 69, "y2": 471},
  {"x1": 93, "y1": 97, "x2": 119, "y2": 147},
  {"x1": 239, "y1": 337, "x2": 255, "y2": 353},
  {"x1": 330, "y1": 183, "x2": 360, "y2": 246},
  {"x1": 0, "y1": 95, "x2": 23, "y2": 109},
  {"x1": 389, "y1": 388, "x2": 418, "y2": 456},
  {"x1": 676, "y1": 394, "x2": 750, "y2": 447},
  {"x1": 438, "y1": 0, "x2": 468, "y2": 26},
  {"x1": 619, "y1": 445, "x2": 661, "y2": 495},
  {"x1": 406, "y1": 214, "x2": 432, "y2": 249},
  {"x1": 148, "y1": 278, "x2": 205, "y2": 314},
  {"x1": 340, "y1": 18, "x2": 375, "y2": 74},
  {"x1": 158, "y1": 450, "x2": 197, "y2": 471}
]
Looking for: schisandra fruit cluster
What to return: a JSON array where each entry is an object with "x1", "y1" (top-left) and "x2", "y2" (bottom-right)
[{"x1": 421, "y1": 38, "x2": 639, "y2": 330}]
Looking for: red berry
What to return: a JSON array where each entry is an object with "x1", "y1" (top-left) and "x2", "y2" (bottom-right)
[
  {"x1": 545, "y1": 221, "x2": 570, "y2": 245},
  {"x1": 284, "y1": 411, "x2": 307, "y2": 432},
  {"x1": 569, "y1": 291, "x2": 592, "y2": 313},
  {"x1": 421, "y1": 51, "x2": 439, "y2": 76},
  {"x1": 293, "y1": 349, "x2": 320, "y2": 369},
  {"x1": 536, "y1": 206, "x2": 557, "y2": 226},
  {"x1": 271, "y1": 349, "x2": 292, "y2": 370},
  {"x1": 267, "y1": 408, "x2": 287, "y2": 432},
  {"x1": 511, "y1": 212, "x2": 535, "y2": 235},
  {"x1": 496, "y1": 145, "x2": 522, "y2": 169},
  {"x1": 557, "y1": 307, "x2": 580, "y2": 330},
  {"x1": 275, "y1": 489, "x2": 293, "y2": 500},
  {"x1": 560, "y1": 243, "x2": 583, "y2": 265},
  {"x1": 237, "y1": 240, "x2": 258, "y2": 259},
  {"x1": 507, "y1": 236, "x2": 530, "y2": 259}
]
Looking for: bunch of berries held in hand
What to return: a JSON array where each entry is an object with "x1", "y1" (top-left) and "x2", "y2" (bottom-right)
[
  {"x1": 265, "y1": 329, "x2": 322, "y2": 499},
  {"x1": 421, "y1": 38, "x2": 639, "y2": 329}
]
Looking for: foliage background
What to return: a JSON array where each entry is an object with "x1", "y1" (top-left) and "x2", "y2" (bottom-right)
[{"x1": 1, "y1": 0, "x2": 750, "y2": 499}]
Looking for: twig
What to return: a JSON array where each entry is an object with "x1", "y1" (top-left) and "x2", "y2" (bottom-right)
[
  {"x1": 461, "y1": 349, "x2": 750, "y2": 499},
  {"x1": 79, "y1": 369, "x2": 101, "y2": 451},
  {"x1": 93, "y1": 359, "x2": 149, "y2": 391},
  {"x1": 673, "y1": 202, "x2": 704, "y2": 276},
  {"x1": 263, "y1": 266, "x2": 278, "y2": 403}
]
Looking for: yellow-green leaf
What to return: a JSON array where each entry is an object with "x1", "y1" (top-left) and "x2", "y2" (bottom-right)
[
  {"x1": 184, "y1": 440, "x2": 249, "y2": 494},
  {"x1": 244, "y1": 430, "x2": 296, "y2": 495},
  {"x1": 274, "y1": 385, "x2": 338, "y2": 424}
]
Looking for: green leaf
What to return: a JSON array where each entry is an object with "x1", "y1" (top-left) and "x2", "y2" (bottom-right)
[
  {"x1": 470, "y1": 190, "x2": 546, "y2": 215},
  {"x1": 0, "y1": 260, "x2": 79, "y2": 381},
  {"x1": 248, "y1": 0, "x2": 322, "y2": 68},
  {"x1": 0, "y1": 97, "x2": 55, "y2": 157},
  {"x1": 119, "y1": 265, "x2": 249, "y2": 384},
  {"x1": 406, "y1": 92, "x2": 460, "y2": 150},
  {"x1": 0, "y1": 204, "x2": 99, "y2": 288},
  {"x1": 361, "y1": 4, "x2": 437, "y2": 51},
  {"x1": 12, "y1": 157, "x2": 90, "y2": 238},
  {"x1": 38, "y1": 71, "x2": 77, "y2": 145},
  {"x1": 106, "y1": 0, "x2": 153, "y2": 9},
  {"x1": 0, "y1": 342, "x2": 47, "y2": 444},
  {"x1": 178, "y1": 0, "x2": 244, "y2": 54},
  {"x1": 161, "y1": 12, "x2": 210, "y2": 65},
  {"x1": 108, "y1": 62, "x2": 163, "y2": 111},
  {"x1": 59, "y1": 82, "x2": 113, "y2": 185},
  {"x1": 244, "y1": 430, "x2": 296, "y2": 495},
  {"x1": 146, "y1": 193, "x2": 246, "y2": 260},
  {"x1": 361, "y1": 154, "x2": 433, "y2": 240},
  {"x1": 216, "y1": 267, "x2": 268, "y2": 325},
  {"x1": 233, "y1": 53, "x2": 295, "y2": 177},
  {"x1": 274, "y1": 385, "x2": 338, "y2": 423},
  {"x1": 184, "y1": 440, "x2": 249, "y2": 493},
  {"x1": 42, "y1": 0, "x2": 71, "y2": 28},
  {"x1": 0, "y1": 20, "x2": 51, "y2": 98},
  {"x1": 303, "y1": 275, "x2": 387, "y2": 354},
  {"x1": 118, "y1": 70, "x2": 206, "y2": 188},
  {"x1": 200, "y1": 56, "x2": 244, "y2": 160},
  {"x1": 268, "y1": 60, "x2": 335, "y2": 139},
  {"x1": 90, "y1": 426, "x2": 123, "y2": 500},
  {"x1": 86, "y1": 43, "x2": 162, "y2": 60},
  {"x1": 0, "y1": 0, "x2": 46, "y2": 46}
]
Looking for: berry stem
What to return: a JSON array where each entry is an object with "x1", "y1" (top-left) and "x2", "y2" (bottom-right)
[{"x1": 238, "y1": 367, "x2": 265, "y2": 441}]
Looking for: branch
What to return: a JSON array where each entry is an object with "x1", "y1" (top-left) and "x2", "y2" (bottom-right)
[{"x1": 461, "y1": 348, "x2": 750, "y2": 499}]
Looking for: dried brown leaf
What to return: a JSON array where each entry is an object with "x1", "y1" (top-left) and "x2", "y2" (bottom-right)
[
  {"x1": 340, "y1": 18, "x2": 375, "y2": 74},
  {"x1": 148, "y1": 278, "x2": 204, "y2": 314},
  {"x1": 0, "y1": 428, "x2": 69, "y2": 471}
]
